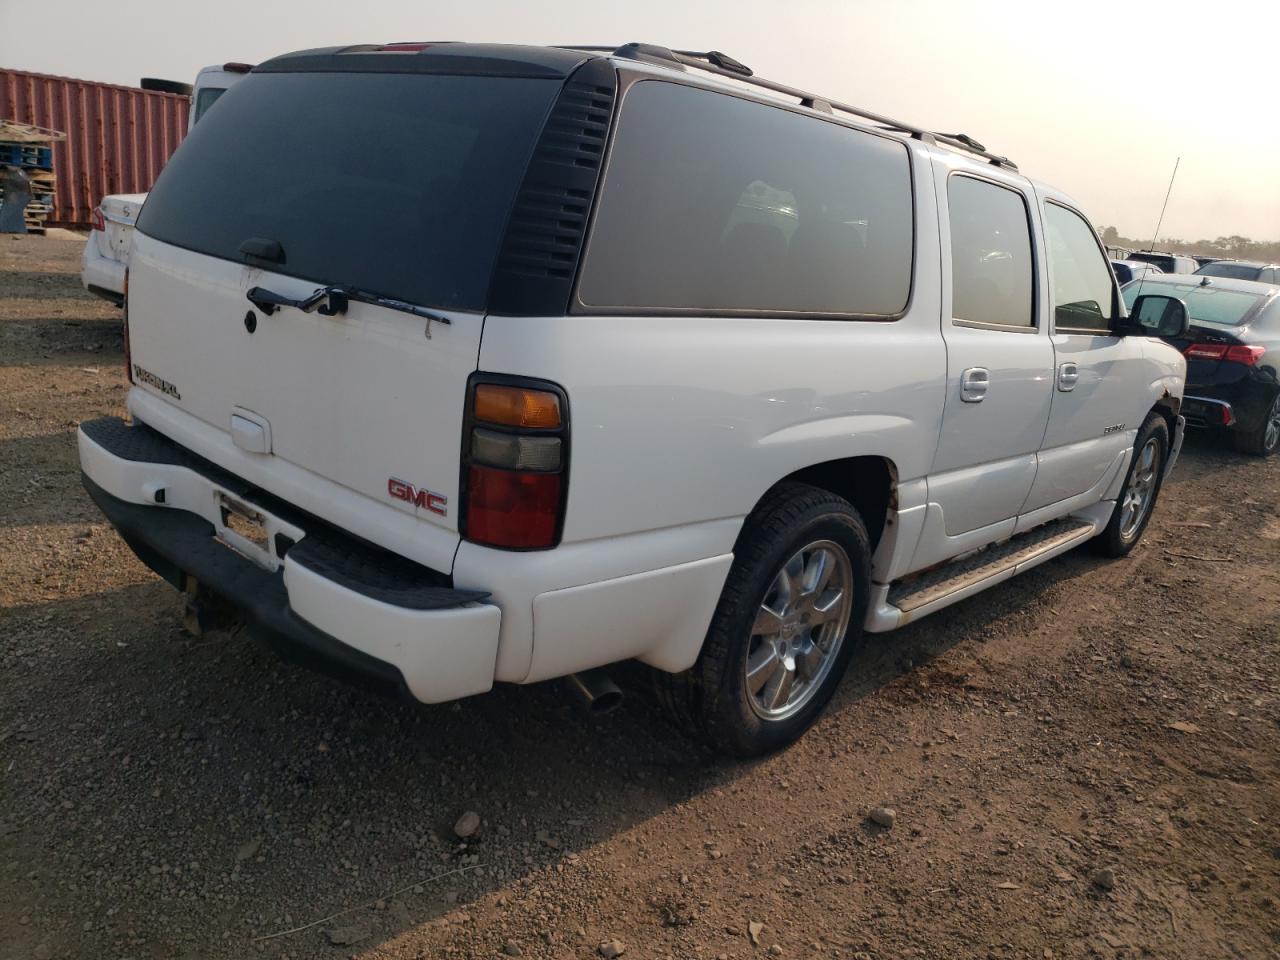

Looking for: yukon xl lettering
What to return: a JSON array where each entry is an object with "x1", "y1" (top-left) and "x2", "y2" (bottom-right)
[{"x1": 78, "y1": 42, "x2": 1189, "y2": 756}]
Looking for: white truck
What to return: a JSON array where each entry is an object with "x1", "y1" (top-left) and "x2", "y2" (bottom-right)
[
  {"x1": 80, "y1": 64, "x2": 250, "y2": 305},
  {"x1": 77, "y1": 42, "x2": 1190, "y2": 756}
]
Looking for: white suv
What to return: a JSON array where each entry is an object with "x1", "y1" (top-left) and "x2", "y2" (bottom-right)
[{"x1": 78, "y1": 42, "x2": 1190, "y2": 755}]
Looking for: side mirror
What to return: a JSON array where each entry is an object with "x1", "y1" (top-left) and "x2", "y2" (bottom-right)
[{"x1": 1127, "y1": 294, "x2": 1190, "y2": 338}]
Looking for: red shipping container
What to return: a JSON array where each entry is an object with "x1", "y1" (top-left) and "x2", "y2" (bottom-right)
[{"x1": 0, "y1": 68, "x2": 189, "y2": 228}]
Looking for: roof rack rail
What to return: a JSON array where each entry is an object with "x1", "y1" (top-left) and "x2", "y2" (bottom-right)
[{"x1": 559, "y1": 42, "x2": 1016, "y2": 170}]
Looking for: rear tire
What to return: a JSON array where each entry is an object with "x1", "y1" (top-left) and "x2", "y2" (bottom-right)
[
  {"x1": 1231, "y1": 391, "x2": 1280, "y2": 457},
  {"x1": 1093, "y1": 414, "x2": 1169, "y2": 558},
  {"x1": 655, "y1": 483, "x2": 872, "y2": 758}
]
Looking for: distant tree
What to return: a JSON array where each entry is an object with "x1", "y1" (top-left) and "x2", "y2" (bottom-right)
[{"x1": 1100, "y1": 225, "x2": 1120, "y2": 244}]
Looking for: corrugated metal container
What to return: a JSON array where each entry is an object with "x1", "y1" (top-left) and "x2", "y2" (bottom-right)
[{"x1": 0, "y1": 68, "x2": 189, "y2": 227}]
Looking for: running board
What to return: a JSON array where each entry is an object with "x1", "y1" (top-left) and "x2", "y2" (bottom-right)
[{"x1": 867, "y1": 516, "x2": 1099, "y2": 630}]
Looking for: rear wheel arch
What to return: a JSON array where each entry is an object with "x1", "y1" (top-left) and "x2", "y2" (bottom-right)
[{"x1": 758, "y1": 456, "x2": 897, "y2": 551}]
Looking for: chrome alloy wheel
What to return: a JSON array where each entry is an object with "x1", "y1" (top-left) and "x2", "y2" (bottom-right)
[
  {"x1": 1119, "y1": 436, "x2": 1162, "y2": 541},
  {"x1": 1265, "y1": 394, "x2": 1280, "y2": 453},
  {"x1": 745, "y1": 539, "x2": 854, "y2": 721}
]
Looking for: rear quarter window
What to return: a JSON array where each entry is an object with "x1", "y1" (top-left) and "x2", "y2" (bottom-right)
[
  {"x1": 576, "y1": 80, "x2": 913, "y2": 317},
  {"x1": 137, "y1": 71, "x2": 559, "y2": 311}
]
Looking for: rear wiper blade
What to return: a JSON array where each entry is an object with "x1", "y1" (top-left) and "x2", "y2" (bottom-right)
[{"x1": 245, "y1": 284, "x2": 452, "y2": 335}]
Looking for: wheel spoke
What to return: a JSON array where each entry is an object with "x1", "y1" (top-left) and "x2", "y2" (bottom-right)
[
  {"x1": 780, "y1": 554, "x2": 805, "y2": 607},
  {"x1": 801, "y1": 548, "x2": 835, "y2": 599},
  {"x1": 765, "y1": 662, "x2": 795, "y2": 710},
  {"x1": 746, "y1": 646, "x2": 782, "y2": 694},
  {"x1": 752, "y1": 605, "x2": 785, "y2": 638},
  {"x1": 794, "y1": 640, "x2": 824, "y2": 681},
  {"x1": 810, "y1": 589, "x2": 845, "y2": 624}
]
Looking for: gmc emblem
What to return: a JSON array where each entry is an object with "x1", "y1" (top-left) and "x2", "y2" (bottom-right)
[{"x1": 388, "y1": 477, "x2": 447, "y2": 516}]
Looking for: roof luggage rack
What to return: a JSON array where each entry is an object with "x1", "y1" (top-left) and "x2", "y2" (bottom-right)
[{"x1": 562, "y1": 42, "x2": 1016, "y2": 170}]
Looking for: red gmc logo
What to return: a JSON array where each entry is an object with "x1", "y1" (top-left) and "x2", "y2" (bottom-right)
[{"x1": 387, "y1": 477, "x2": 447, "y2": 516}]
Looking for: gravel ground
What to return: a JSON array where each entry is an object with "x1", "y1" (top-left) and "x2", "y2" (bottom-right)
[{"x1": 1, "y1": 233, "x2": 1278, "y2": 960}]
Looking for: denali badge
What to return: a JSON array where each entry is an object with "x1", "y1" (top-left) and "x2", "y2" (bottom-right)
[
  {"x1": 388, "y1": 477, "x2": 447, "y2": 516},
  {"x1": 132, "y1": 364, "x2": 181, "y2": 399},
  {"x1": 1103, "y1": 423, "x2": 1126, "y2": 435}
]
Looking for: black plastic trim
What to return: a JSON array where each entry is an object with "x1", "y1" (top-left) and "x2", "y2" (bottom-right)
[
  {"x1": 488, "y1": 58, "x2": 618, "y2": 316},
  {"x1": 81, "y1": 474, "x2": 415, "y2": 701},
  {"x1": 256, "y1": 43, "x2": 593, "y2": 79},
  {"x1": 79, "y1": 417, "x2": 479, "y2": 609}
]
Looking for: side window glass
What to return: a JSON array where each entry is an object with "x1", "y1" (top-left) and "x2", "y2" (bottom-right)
[
  {"x1": 1045, "y1": 203, "x2": 1115, "y2": 332},
  {"x1": 577, "y1": 81, "x2": 914, "y2": 317},
  {"x1": 947, "y1": 175, "x2": 1035, "y2": 328}
]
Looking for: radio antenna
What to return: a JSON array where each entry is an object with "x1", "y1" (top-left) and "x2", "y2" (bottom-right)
[
  {"x1": 1133, "y1": 156, "x2": 1181, "y2": 304},
  {"x1": 1147, "y1": 156, "x2": 1180, "y2": 253}
]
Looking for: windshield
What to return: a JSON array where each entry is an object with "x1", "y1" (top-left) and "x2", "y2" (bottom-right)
[
  {"x1": 1127, "y1": 252, "x2": 1172, "y2": 270},
  {"x1": 1193, "y1": 262, "x2": 1264, "y2": 281},
  {"x1": 191, "y1": 86, "x2": 226, "y2": 125},
  {"x1": 139, "y1": 71, "x2": 559, "y2": 311},
  {"x1": 1123, "y1": 282, "x2": 1263, "y2": 326}
]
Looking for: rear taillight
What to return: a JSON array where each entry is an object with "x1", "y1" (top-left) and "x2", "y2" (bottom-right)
[
  {"x1": 122, "y1": 268, "x2": 133, "y2": 383},
  {"x1": 91, "y1": 206, "x2": 105, "y2": 232},
  {"x1": 1184, "y1": 343, "x2": 1265, "y2": 366},
  {"x1": 462, "y1": 378, "x2": 568, "y2": 550}
]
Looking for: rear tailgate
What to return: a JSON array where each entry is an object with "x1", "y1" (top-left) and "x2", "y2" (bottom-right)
[{"x1": 126, "y1": 62, "x2": 564, "y2": 572}]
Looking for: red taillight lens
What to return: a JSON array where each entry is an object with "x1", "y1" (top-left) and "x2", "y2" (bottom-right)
[
  {"x1": 1184, "y1": 343, "x2": 1226, "y2": 360},
  {"x1": 91, "y1": 206, "x2": 106, "y2": 232},
  {"x1": 465, "y1": 465, "x2": 561, "y2": 549},
  {"x1": 1225, "y1": 345, "x2": 1265, "y2": 366},
  {"x1": 1185, "y1": 342, "x2": 1265, "y2": 366},
  {"x1": 462, "y1": 377, "x2": 568, "y2": 550}
]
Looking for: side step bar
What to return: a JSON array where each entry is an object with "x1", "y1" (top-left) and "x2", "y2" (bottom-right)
[{"x1": 867, "y1": 516, "x2": 1100, "y2": 631}]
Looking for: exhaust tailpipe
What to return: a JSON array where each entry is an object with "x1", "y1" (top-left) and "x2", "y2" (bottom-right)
[{"x1": 564, "y1": 668, "x2": 624, "y2": 716}]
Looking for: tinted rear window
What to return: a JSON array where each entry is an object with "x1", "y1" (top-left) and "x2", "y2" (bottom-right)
[
  {"x1": 577, "y1": 81, "x2": 913, "y2": 317},
  {"x1": 1193, "y1": 262, "x2": 1265, "y2": 281},
  {"x1": 1128, "y1": 252, "x2": 1173, "y2": 271},
  {"x1": 138, "y1": 72, "x2": 559, "y2": 311},
  {"x1": 1122, "y1": 282, "x2": 1263, "y2": 325}
]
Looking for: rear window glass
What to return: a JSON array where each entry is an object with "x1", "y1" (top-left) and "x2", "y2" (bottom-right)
[
  {"x1": 138, "y1": 72, "x2": 559, "y2": 311},
  {"x1": 1193, "y1": 262, "x2": 1264, "y2": 281},
  {"x1": 191, "y1": 86, "x2": 226, "y2": 125},
  {"x1": 1122, "y1": 282, "x2": 1263, "y2": 325},
  {"x1": 577, "y1": 81, "x2": 913, "y2": 317}
]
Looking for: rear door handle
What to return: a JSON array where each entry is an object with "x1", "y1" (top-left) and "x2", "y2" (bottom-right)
[
  {"x1": 1058, "y1": 361, "x2": 1079, "y2": 392},
  {"x1": 960, "y1": 367, "x2": 989, "y2": 403}
]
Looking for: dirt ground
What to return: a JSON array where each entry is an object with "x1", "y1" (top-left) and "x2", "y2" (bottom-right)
[{"x1": 1, "y1": 233, "x2": 1277, "y2": 960}]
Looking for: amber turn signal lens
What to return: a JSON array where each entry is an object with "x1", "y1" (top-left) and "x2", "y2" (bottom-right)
[{"x1": 473, "y1": 384, "x2": 561, "y2": 429}]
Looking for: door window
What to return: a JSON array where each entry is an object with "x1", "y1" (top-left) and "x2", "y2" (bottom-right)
[
  {"x1": 1044, "y1": 203, "x2": 1116, "y2": 333},
  {"x1": 947, "y1": 175, "x2": 1035, "y2": 328}
]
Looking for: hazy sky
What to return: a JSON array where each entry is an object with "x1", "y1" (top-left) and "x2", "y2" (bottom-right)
[{"x1": 3, "y1": 0, "x2": 1277, "y2": 242}]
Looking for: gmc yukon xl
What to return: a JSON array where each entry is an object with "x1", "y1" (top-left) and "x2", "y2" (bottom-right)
[{"x1": 78, "y1": 42, "x2": 1190, "y2": 755}]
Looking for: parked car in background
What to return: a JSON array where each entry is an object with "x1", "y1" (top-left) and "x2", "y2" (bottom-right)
[
  {"x1": 1112, "y1": 259, "x2": 1163, "y2": 286},
  {"x1": 80, "y1": 63, "x2": 251, "y2": 305},
  {"x1": 77, "y1": 41, "x2": 1190, "y2": 756},
  {"x1": 1193, "y1": 255, "x2": 1223, "y2": 268},
  {"x1": 1124, "y1": 274, "x2": 1280, "y2": 456},
  {"x1": 1127, "y1": 250, "x2": 1199, "y2": 274},
  {"x1": 1192, "y1": 259, "x2": 1280, "y2": 284}
]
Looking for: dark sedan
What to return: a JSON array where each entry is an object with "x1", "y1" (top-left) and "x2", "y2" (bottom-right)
[
  {"x1": 1192, "y1": 260, "x2": 1280, "y2": 284},
  {"x1": 1122, "y1": 274, "x2": 1280, "y2": 456}
]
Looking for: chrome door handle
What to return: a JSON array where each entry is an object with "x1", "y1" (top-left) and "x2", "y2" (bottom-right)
[
  {"x1": 960, "y1": 367, "x2": 989, "y2": 403},
  {"x1": 1057, "y1": 361, "x2": 1079, "y2": 392}
]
